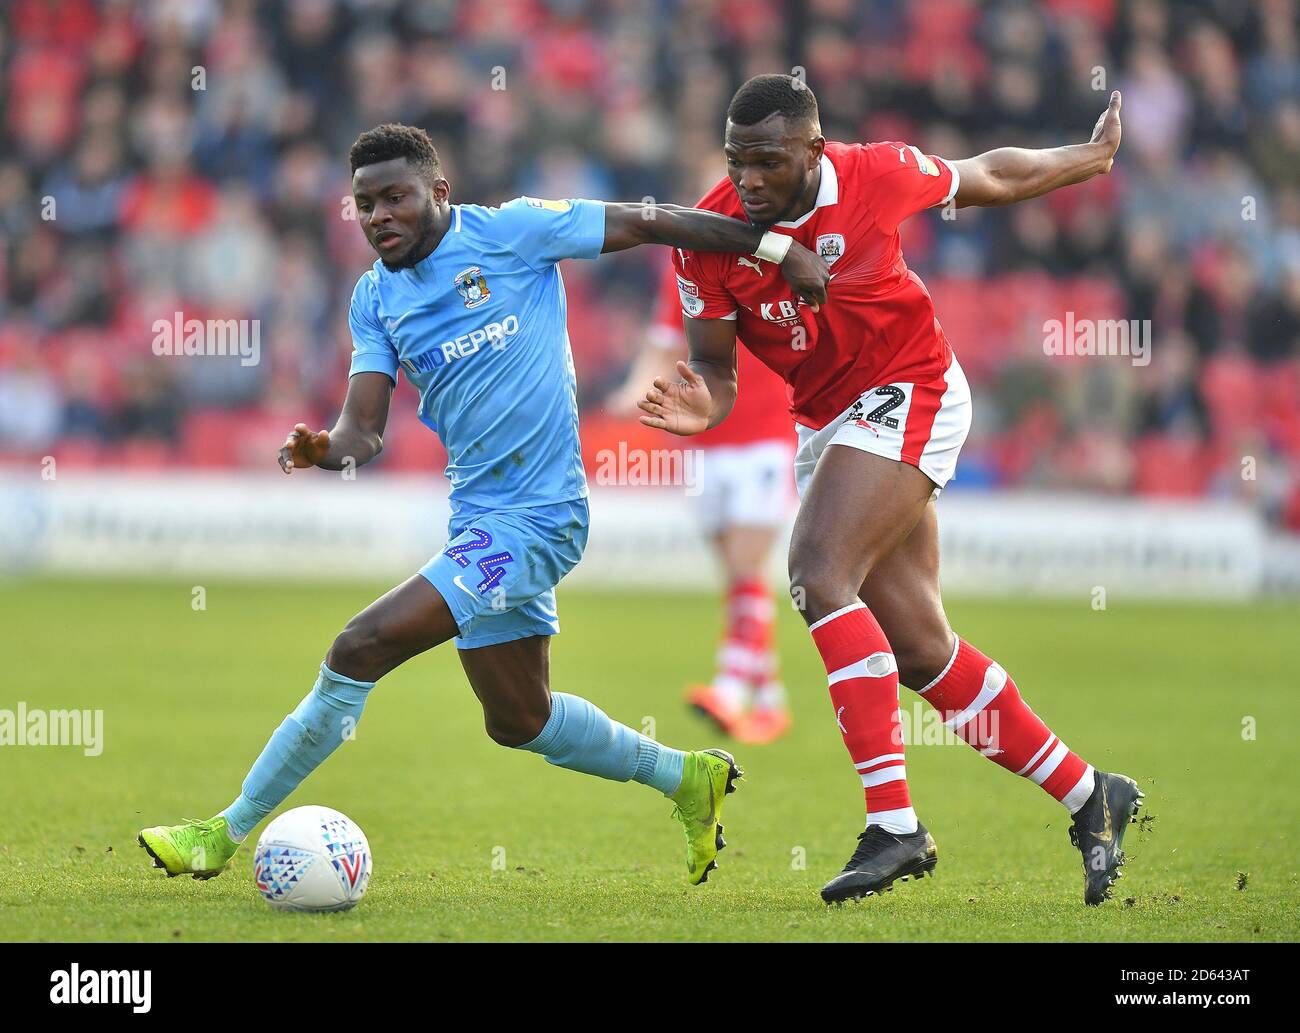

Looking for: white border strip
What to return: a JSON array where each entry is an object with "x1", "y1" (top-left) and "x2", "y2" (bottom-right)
[
  {"x1": 916, "y1": 635, "x2": 961, "y2": 695},
  {"x1": 808, "y1": 601, "x2": 866, "y2": 633}
]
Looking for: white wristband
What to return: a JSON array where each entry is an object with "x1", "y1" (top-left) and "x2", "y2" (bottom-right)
[{"x1": 754, "y1": 230, "x2": 792, "y2": 264}]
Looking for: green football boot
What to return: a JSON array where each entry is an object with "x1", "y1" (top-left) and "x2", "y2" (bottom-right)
[
  {"x1": 669, "y1": 748, "x2": 743, "y2": 885},
  {"x1": 138, "y1": 816, "x2": 241, "y2": 880}
]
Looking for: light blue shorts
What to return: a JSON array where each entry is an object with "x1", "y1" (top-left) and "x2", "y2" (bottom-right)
[{"x1": 419, "y1": 497, "x2": 589, "y2": 650}]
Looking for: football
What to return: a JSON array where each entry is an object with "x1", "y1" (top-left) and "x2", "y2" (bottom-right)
[{"x1": 253, "y1": 806, "x2": 371, "y2": 911}]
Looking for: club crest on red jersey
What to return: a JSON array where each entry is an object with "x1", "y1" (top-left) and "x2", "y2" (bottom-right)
[{"x1": 816, "y1": 233, "x2": 845, "y2": 266}]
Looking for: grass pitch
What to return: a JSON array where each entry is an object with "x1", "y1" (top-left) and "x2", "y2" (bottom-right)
[{"x1": 0, "y1": 577, "x2": 1296, "y2": 941}]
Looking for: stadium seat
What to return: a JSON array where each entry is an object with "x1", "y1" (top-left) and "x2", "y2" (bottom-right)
[
  {"x1": 1133, "y1": 435, "x2": 1213, "y2": 497},
  {"x1": 377, "y1": 407, "x2": 448, "y2": 473},
  {"x1": 48, "y1": 440, "x2": 102, "y2": 469},
  {"x1": 1203, "y1": 354, "x2": 1262, "y2": 439},
  {"x1": 181, "y1": 409, "x2": 251, "y2": 469},
  {"x1": 118, "y1": 438, "x2": 173, "y2": 469}
]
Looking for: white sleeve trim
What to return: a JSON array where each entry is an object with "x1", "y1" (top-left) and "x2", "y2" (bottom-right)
[
  {"x1": 685, "y1": 310, "x2": 736, "y2": 320},
  {"x1": 939, "y1": 156, "x2": 960, "y2": 206}
]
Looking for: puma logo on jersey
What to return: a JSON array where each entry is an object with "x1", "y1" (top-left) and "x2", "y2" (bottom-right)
[
  {"x1": 893, "y1": 143, "x2": 940, "y2": 176},
  {"x1": 737, "y1": 255, "x2": 765, "y2": 275}
]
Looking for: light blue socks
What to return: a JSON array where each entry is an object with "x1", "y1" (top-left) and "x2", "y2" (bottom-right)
[
  {"x1": 222, "y1": 663, "x2": 374, "y2": 838},
  {"x1": 223, "y1": 673, "x2": 685, "y2": 841},
  {"x1": 519, "y1": 692, "x2": 685, "y2": 796}
]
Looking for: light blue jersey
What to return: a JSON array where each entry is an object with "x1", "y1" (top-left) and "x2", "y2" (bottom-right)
[
  {"x1": 348, "y1": 197, "x2": 606, "y2": 648},
  {"x1": 348, "y1": 197, "x2": 606, "y2": 509}
]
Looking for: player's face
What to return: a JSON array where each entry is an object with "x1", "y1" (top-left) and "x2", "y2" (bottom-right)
[
  {"x1": 723, "y1": 115, "x2": 824, "y2": 228},
  {"x1": 352, "y1": 158, "x2": 450, "y2": 269}
]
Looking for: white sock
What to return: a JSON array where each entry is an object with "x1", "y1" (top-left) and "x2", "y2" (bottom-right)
[
  {"x1": 752, "y1": 680, "x2": 787, "y2": 711},
  {"x1": 1063, "y1": 765, "x2": 1096, "y2": 814},
  {"x1": 711, "y1": 672, "x2": 748, "y2": 712},
  {"x1": 868, "y1": 806, "x2": 919, "y2": 835}
]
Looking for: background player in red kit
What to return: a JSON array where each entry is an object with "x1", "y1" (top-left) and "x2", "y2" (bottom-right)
[
  {"x1": 616, "y1": 261, "x2": 796, "y2": 744},
  {"x1": 639, "y1": 74, "x2": 1144, "y2": 905}
]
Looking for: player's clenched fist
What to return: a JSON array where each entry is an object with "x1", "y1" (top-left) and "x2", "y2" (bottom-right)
[
  {"x1": 637, "y1": 361, "x2": 713, "y2": 436},
  {"x1": 277, "y1": 423, "x2": 331, "y2": 473}
]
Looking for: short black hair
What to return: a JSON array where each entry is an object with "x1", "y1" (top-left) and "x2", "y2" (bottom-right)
[
  {"x1": 727, "y1": 74, "x2": 819, "y2": 128},
  {"x1": 349, "y1": 123, "x2": 441, "y2": 182}
]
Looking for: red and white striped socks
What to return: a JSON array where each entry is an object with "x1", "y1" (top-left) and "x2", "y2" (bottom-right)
[
  {"x1": 809, "y1": 602, "x2": 916, "y2": 834},
  {"x1": 808, "y1": 606, "x2": 1095, "y2": 827},
  {"x1": 917, "y1": 638, "x2": 1095, "y2": 813},
  {"x1": 713, "y1": 578, "x2": 784, "y2": 711}
]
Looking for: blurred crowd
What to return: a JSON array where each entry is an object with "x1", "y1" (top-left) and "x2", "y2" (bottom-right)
[{"x1": 1, "y1": 0, "x2": 1298, "y2": 527}]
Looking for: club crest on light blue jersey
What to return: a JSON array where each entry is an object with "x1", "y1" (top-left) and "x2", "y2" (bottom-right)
[{"x1": 454, "y1": 265, "x2": 491, "y2": 308}]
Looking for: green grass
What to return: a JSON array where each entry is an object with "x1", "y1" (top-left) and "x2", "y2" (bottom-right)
[{"x1": 0, "y1": 577, "x2": 1296, "y2": 941}]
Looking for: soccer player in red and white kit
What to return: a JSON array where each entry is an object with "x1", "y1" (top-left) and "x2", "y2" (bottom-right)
[
  {"x1": 618, "y1": 261, "x2": 796, "y2": 743},
  {"x1": 639, "y1": 75, "x2": 1144, "y2": 905}
]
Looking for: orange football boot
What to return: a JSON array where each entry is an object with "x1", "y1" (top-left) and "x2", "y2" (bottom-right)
[
  {"x1": 736, "y1": 707, "x2": 792, "y2": 744},
  {"x1": 685, "y1": 684, "x2": 746, "y2": 737}
]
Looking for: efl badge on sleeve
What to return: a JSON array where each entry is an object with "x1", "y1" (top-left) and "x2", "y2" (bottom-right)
[
  {"x1": 908, "y1": 146, "x2": 941, "y2": 176},
  {"x1": 454, "y1": 266, "x2": 491, "y2": 309},
  {"x1": 677, "y1": 275, "x2": 705, "y2": 316}
]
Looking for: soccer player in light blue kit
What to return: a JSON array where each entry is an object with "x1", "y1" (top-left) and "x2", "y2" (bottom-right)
[{"x1": 139, "y1": 123, "x2": 830, "y2": 887}]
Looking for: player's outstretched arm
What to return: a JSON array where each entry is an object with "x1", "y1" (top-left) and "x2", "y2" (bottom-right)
[
  {"x1": 638, "y1": 316, "x2": 738, "y2": 436},
  {"x1": 951, "y1": 90, "x2": 1122, "y2": 208},
  {"x1": 602, "y1": 203, "x2": 830, "y2": 310},
  {"x1": 277, "y1": 371, "x2": 393, "y2": 473}
]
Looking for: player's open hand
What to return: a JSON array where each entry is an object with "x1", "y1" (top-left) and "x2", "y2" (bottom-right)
[
  {"x1": 277, "y1": 423, "x2": 330, "y2": 473},
  {"x1": 779, "y1": 239, "x2": 831, "y2": 312},
  {"x1": 637, "y1": 361, "x2": 712, "y2": 435},
  {"x1": 1090, "y1": 90, "x2": 1122, "y2": 173}
]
